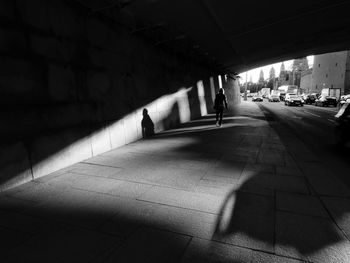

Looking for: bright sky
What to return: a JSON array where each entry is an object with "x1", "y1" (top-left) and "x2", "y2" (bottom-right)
[{"x1": 239, "y1": 56, "x2": 314, "y2": 83}]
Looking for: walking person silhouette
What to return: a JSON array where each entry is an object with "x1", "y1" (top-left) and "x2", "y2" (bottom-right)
[{"x1": 214, "y1": 88, "x2": 228, "y2": 127}]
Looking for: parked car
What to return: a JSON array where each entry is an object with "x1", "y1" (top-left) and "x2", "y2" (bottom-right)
[
  {"x1": 335, "y1": 102, "x2": 350, "y2": 147},
  {"x1": 338, "y1": 94, "x2": 350, "y2": 108},
  {"x1": 268, "y1": 94, "x2": 280, "y2": 102},
  {"x1": 252, "y1": 95, "x2": 263, "y2": 102},
  {"x1": 315, "y1": 96, "x2": 337, "y2": 107},
  {"x1": 279, "y1": 92, "x2": 286, "y2": 101},
  {"x1": 304, "y1": 94, "x2": 317, "y2": 104},
  {"x1": 284, "y1": 93, "x2": 303, "y2": 106}
]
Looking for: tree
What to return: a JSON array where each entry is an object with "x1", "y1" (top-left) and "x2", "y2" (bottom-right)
[
  {"x1": 269, "y1": 66, "x2": 276, "y2": 80},
  {"x1": 266, "y1": 80, "x2": 274, "y2": 90},
  {"x1": 258, "y1": 70, "x2": 264, "y2": 83}
]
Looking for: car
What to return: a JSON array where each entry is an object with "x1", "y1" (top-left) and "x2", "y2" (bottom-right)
[
  {"x1": 338, "y1": 94, "x2": 350, "y2": 108},
  {"x1": 268, "y1": 94, "x2": 280, "y2": 102},
  {"x1": 284, "y1": 93, "x2": 304, "y2": 106},
  {"x1": 315, "y1": 96, "x2": 337, "y2": 107},
  {"x1": 304, "y1": 94, "x2": 317, "y2": 104},
  {"x1": 279, "y1": 92, "x2": 286, "y2": 101},
  {"x1": 335, "y1": 101, "x2": 350, "y2": 147},
  {"x1": 252, "y1": 95, "x2": 263, "y2": 102}
]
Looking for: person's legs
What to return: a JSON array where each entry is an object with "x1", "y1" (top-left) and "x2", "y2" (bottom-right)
[
  {"x1": 216, "y1": 110, "x2": 219, "y2": 126},
  {"x1": 219, "y1": 109, "x2": 224, "y2": 126}
]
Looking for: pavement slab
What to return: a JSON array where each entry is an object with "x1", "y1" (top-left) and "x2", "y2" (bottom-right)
[
  {"x1": 212, "y1": 192, "x2": 274, "y2": 252},
  {"x1": 251, "y1": 251, "x2": 304, "y2": 263},
  {"x1": 4, "y1": 223, "x2": 122, "y2": 263},
  {"x1": 138, "y1": 185, "x2": 223, "y2": 214},
  {"x1": 192, "y1": 179, "x2": 238, "y2": 197},
  {"x1": 109, "y1": 166, "x2": 205, "y2": 190},
  {"x1": 213, "y1": 211, "x2": 274, "y2": 252},
  {"x1": 206, "y1": 161, "x2": 245, "y2": 179},
  {"x1": 5, "y1": 181, "x2": 71, "y2": 204},
  {"x1": 243, "y1": 163, "x2": 276, "y2": 173},
  {"x1": 102, "y1": 227, "x2": 190, "y2": 263},
  {"x1": 0, "y1": 193, "x2": 39, "y2": 213},
  {"x1": 306, "y1": 173, "x2": 350, "y2": 197},
  {"x1": 275, "y1": 211, "x2": 350, "y2": 263},
  {"x1": 45, "y1": 172, "x2": 153, "y2": 199},
  {"x1": 180, "y1": 237, "x2": 252, "y2": 263},
  {"x1": 23, "y1": 188, "x2": 126, "y2": 229},
  {"x1": 129, "y1": 204, "x2": 219, "y2": 240},
  {"x1": 97, "y1": 198, "x2": 160, "y2": 238},
  {"x1": 276, "y1": 192, "x2": 329, "y2": 218},
  {"x1": 67, "y1": 162, "x2": 124, "y2": 178},
  {"x1": 321, "y1": 196, "x2": 350, "y2": 238},
  {"x1": 275, "y1": 165, "x2": 303, "y2": 177},
  {"x1": 239, "y1": 172, "x2": 309, "y2": 194},
  {"x1": 257, "y1": 149, "x2": 286, "y2": 166},
  {"x1": 0, "y1": 209, "x2": 50, "y2": 235},
  {"x1": 0, "y1": 225, "x2": 33, "y2": 252}
]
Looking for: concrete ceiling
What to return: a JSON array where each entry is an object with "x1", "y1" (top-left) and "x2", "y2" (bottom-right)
[{"x1": 80, "y1": 0, "x2": 350, "y2": 74}]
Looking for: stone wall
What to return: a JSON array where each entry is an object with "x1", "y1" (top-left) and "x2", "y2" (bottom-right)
[{"x1": 0, "y1": 0, "x2": 221, "y2": 191}]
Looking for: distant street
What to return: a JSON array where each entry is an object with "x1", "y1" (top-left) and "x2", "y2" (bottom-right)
[{"x1": 254, "y1": 98, "x2": 350, "y2": 187}]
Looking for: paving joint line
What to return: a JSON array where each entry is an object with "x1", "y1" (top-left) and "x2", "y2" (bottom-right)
[
  {"x1": 273, "y1": 189, "x2": 277, "y2": 253},
  {"x1": 176, "y1": 236, "x2": 194, "y2": 263},
  {"x1": 196, "y1": 235, "x2": 314, "y2": 263},
  {"x1": 80, "y1": 161, "x2": 124, "y2": 169},
  {"x1": 134, "y1": 198, "x2": 220, "y2": 216},
  {"x1": 275, "y1": 208, "x2": 330, "y2": 219}
]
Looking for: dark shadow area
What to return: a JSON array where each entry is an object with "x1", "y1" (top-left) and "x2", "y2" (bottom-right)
[
  {"x1": 0, "y1": 199, "x2": 190, "y2": 263},
  {"x1": 187, "y1": 82, "x2": 202, "y2": 121},
  {"x1": 161, "y1": 101, "x2": 181, "y2": 131}
]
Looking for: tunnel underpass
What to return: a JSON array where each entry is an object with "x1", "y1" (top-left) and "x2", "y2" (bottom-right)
[{"x1": 1, "y1": 0, "x2": 350, "y2": 262}]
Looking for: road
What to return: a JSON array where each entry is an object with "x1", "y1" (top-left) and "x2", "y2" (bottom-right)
[{"x1": 254, "y1": 98, "x2": 350, "y2": 187}]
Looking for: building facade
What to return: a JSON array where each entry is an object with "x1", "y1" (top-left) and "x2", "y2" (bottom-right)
[
  {"x1": 278, "y1": 58, "x2": 309, "y2": 88},
  {"x1": 300, "y1": 68, "x2": 313, "y2": 94},
  {"x1": 310, "y1": 51, "x2": 350, "y2": 95}
]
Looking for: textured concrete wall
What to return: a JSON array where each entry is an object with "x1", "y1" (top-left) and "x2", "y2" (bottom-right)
[{"x1": 0, "y1": 0, "x2": 219, "y2": 191}]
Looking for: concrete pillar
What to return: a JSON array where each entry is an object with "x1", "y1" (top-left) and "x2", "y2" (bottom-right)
[
  {"x1": 220, "y1": 74, "x2": 227, "y2": 89},
  {"x1": 224, "y1": 74, "x2": 241, "y2": 108}
]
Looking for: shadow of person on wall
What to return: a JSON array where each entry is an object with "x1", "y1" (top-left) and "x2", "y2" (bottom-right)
[{"x1": 141, "y1": 108, "x2": 155, "y2": 138}]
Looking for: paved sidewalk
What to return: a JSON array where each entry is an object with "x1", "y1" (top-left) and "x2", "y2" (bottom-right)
[{"x1": 1, "y1": 101, "x2": 350, "y2": 263}]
